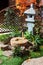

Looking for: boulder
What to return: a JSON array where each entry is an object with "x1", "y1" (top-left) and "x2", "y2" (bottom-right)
[{"x1": 22, "y1": 57, "x2": 43, "y2": 65}]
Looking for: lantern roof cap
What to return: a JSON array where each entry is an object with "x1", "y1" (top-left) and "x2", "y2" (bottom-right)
[{"x1": 24, "y1": 3, "x2": 36, "y2": 15}]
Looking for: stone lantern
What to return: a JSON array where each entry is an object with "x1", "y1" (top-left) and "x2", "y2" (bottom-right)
[{"x1": 24, "y1": 4, "x2": 36, "y2": 34}]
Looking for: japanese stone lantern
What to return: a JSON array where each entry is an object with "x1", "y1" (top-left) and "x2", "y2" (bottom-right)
[{"x1": 24, "y1": 4, "x2": 36, "y2": 34}]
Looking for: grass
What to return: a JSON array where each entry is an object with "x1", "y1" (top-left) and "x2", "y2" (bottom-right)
[
  {"x1": 0, "y1": 56, "x2": 23, "y2": 65},
  {"x1": 0, "y1": 31, "x2": 21, "y2": 42},
  {"x1": 0, "y1": 34, "x2": 11, "y2": 41},
  {"x1": 30, "y1": 46, "x2": 43, "y2": 58}
]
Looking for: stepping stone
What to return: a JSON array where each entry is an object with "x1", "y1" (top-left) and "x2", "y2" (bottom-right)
[
  {"x1": 0, "y1": 43, "x2": 12, "y2": 50},
  {"x1": 3, "y1": 50, "x2": 13, "y2": 57},
  {"x1": 22, "y1": 57, "x2": 43, "y2": 65},
  {"x1": 0, "y1": 43, "x2": 8, "y2": 50}
]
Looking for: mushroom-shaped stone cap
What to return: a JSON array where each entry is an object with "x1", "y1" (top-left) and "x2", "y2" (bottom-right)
[
  {"x1": 24, "y1": 4, "x2": 36, "y2": 15},
  {"x1": 10, "y1": 37, "x2": 28, "y2": 47}
]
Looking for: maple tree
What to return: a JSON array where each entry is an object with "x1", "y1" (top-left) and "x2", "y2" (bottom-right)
[{"x1": 15, "y1": 0, "x2": 36, "y2": 15}]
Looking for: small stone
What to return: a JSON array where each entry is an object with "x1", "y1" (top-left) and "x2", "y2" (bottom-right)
[
  {"x1": 3, "y1": 50, "x2": 13, "y2": 57},
  {"x1": 0, "y1": 43, "x2": 9, "y2": 50},
  {"x1": 21, "y1": 46, "x2": 25, "y2": 50},
  {"x1": 0, "y1": 43, "x2": 8, "y2": 48},
  {"x1": 0, "y1": 60, "x2": 2, "y2": 64}
]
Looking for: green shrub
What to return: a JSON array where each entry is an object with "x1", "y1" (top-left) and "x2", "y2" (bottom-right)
[
  {"x1": 0, "y1": 34, "x2": 11, "y2": 41},
  {"x1": 0, "y1": 31, "x2": 21, "y2": 42},
  {"x1": 13, "y1": 46, "x2": 29, "y2": 57},
  {"x1": 29, "y1": 51, "x2": 41, "y2": 58},
  {"x1": 24, "y1": 31, "x2": 43, "y2": 51}
]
